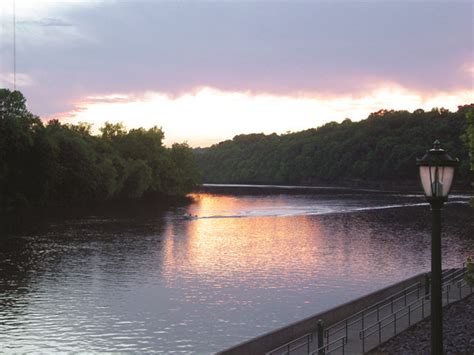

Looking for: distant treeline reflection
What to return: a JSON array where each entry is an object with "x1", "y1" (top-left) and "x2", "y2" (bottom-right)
[
  {"x1": 0, "y1": 89, "x2": 201, "y2": 212},
  {"x1": 196, "y1": 106, "x2": 473, "y2": 189}
]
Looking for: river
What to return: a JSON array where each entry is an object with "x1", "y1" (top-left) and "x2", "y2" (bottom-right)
[{"x1": 0, "y1": 185, "x2": 472, "y2": 353}]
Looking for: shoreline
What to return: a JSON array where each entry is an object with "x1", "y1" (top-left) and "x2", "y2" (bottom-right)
[{"x1": 196, "y1": 183, "x2": 473, "y2": 197}]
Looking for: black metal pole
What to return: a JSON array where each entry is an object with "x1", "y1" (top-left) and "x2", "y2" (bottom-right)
[
  {"x1": 317, "y1": 319, "x2": 325, "y2": 355},
  {"x1": 431, "y1": 200, "x2": 443, "y2": 355}
]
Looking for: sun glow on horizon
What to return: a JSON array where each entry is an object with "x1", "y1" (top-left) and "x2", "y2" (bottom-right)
[{"x1": 48, "y1": 86, "x2": 474, "y2": 147}]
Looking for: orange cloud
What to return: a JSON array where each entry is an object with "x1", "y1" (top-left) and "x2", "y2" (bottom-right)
[{"x1": 48, "y1": 85, "x2": 473, "y2": 147}]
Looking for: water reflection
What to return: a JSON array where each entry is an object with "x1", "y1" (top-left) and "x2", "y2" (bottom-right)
[{"x1": 0, "y1": 191, "x2": 472, "y2": 353}]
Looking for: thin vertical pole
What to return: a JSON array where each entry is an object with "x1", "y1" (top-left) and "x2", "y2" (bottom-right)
[
  {"x1": 408, "y1": 305, "x2": 411, "y2": 326},
  {"x1": 393, "y1": 315, "x2": 396, "y2": 335},
  {"x1": 361, "y1": 330, "x2": 365, "y2": 354},
  {"x1": 378, "y1": 322, "x2": 381, "y2": 344},
  {"x1": 431, "y1": 201, "x2": 443, "y2": 355},
  {"x1": 422, "y1": 297, "x2": 425, "y2": 318},
  {"x1": 13, "y1": 0, "x2": 16, "y2": 91},
  {"x1": 317, "y1": 319, "x2": 325, "y2": 355},
  {"x1": 425, "y1": 273, "x2": 430, "y2": 300}
]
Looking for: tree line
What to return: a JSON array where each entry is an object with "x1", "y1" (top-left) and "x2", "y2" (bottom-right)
[
  {"x1": 463, "y1": 108, "x2": 474, "y2": 206},
  {"x1": 1, "y1": 88, "x2": 472, "y2": 213},
  {"x1": 0, "y1": 89, "x2": 201, "y2": 212},
  {"x1": 196, "y1": 106, "x2": 473, "y2": 189}
]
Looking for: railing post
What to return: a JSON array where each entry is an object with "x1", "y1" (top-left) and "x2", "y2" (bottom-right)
[
  {"x1": 361, "y1": 330, "x2": 365, "y2": 354},
  {"x1": 317, "y1": 319, "x2": 325, "y2": 355},
  {"x1": 422, "y1": 297, "x2": 425, "y2": 318},
  {"x1": 378, "y1": 321, "x2": 381, "y2": 344},
  {"x1": 408, "y1": 304, "x2": 411, "y2": 326},
  {"x1": 345, "y1": 318, "x2": 348, "y2": 340},
  {"x1": 425, "y1": 273, "x2": 430, "y2": 300},
  {"x1": 394, "y1": 313, "x2": 397, "y2": 335}
]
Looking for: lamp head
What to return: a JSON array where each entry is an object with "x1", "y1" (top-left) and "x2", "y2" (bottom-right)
[{"x1": 416, "y1": 140, "x2": 459, "y2": 201}]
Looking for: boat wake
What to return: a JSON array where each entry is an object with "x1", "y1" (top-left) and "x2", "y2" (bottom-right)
[{"x1": 185, "y1": 200, "x2": 468, "y2": 220}]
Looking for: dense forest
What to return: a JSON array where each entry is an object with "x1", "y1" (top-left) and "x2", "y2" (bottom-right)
[
  {"x1": 1, "y1": 88, "x2": 472, "y2": 213},
  {"x1": 0, "y1": 89, "x2": 201, "y2": 212},
  {"x1": 196, "y1": 106, "x2": 473, "y2": 189}
]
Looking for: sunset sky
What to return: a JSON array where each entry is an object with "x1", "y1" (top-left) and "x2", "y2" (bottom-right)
[{"x1": 0, "y1": 0, "x2": 472, "y2": 146}]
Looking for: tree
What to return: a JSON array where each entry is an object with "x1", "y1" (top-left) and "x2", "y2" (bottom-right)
[
  {"x1": 0, "y1": 89, "x2": 201, "y2": 212},
  {"x1": 196, "y1": 107, "x2": 470, "y2": 188},
  {"x1": 460, "y1": 106, "x2": 474, "y2": 206},
  {"x1": 0, "y1": 89, "x2": 45, "y2": 209}
]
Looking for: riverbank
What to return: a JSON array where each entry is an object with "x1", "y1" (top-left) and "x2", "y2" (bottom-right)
[
  {"x1": 195, "y1": 182, "x2": 473, "y2": 196},
  {"x1": 369, "y1": 293, "x2": 474, "y2": 354},
  {"x1": 0, "y1": 195, "x2": 193, "y2": 236}
]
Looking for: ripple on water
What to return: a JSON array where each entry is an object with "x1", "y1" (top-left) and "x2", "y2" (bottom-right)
[{"x1": 0, "y1": 192, "x2": 472, "y2": 352}]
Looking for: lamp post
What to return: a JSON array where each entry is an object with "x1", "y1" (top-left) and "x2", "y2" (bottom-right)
[{"x1": 417, "y1": 140, "x2": 458, "y2": 355}]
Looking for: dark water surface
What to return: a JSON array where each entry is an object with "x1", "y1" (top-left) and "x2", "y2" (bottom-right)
[{"x1": 0, "y1": 186, "x2": 472, "y2": 353}]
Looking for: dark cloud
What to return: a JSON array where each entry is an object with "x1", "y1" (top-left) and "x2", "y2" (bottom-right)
[{"x1": 5, "y1": 1, "x2": 473, "y2": 116}]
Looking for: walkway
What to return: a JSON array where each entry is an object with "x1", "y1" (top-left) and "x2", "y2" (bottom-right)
[
  {"x1": 267, "y1": 267, "x2": 472, "y2": 355},
  {"x1": 368, "y1": 293, "x2": 474, "y2": 354}
]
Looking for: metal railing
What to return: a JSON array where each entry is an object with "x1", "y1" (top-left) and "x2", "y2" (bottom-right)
[
  {"x1": 324, "y1": 266, "x2": 466, "y2": 345},
  {"x1": 310, "y1": 336, "x2": 347, "y2": 355},
  {"x1": 359, "y1": 291, "x2": 431, "y2": 353},
  {"x1": 359, "y1": 269, "x2": 471, "y2": 353},
  {"x1": 442, "y1": 265, "x2": 466, "y2": 284},
  {"x1": 266, "y1": 333, "x2": 313, "y2": 355},
  {"x1": 324, "y1": 281, "x2": 422, "y2": 343},
  {"x1": 266, "y1": 265, "x2": 469, "y2": 355}
]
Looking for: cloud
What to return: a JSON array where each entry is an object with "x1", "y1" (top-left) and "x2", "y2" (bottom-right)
[
  {"x1": 53, "y1": 86, "x2": 473, "y2": 147},
  {"x1": 17, "y1": 17, "x2": 72, "y2": 27},
  {"x1": 0, "y1": 72, "x2": 34, "y2": 86},
  {"x1": 1, "y1": 0, "x2": 472, "y2": 118}
]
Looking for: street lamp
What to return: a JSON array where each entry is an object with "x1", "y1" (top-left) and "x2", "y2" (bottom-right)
[{"x1": 417, "y1": 140, "x2": 458, "y2": 355}]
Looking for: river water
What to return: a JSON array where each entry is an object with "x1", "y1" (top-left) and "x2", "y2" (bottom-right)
[{"x1": 0, "y1": 185, "x2": 472, "y2": 353}]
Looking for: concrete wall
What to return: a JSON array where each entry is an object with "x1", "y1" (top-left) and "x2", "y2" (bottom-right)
[{"x1": 219, "y1": 273, "x2": 428, "y2": 355}]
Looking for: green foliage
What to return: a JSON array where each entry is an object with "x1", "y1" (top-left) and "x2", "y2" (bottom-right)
[
  {"x1": 465, "y1": 257, "x2": 474, "y2": 288},
  {"x1": 460, "y1": 106, "x2": 474, "y2": 206},
  {"x1": 0, "y1": 89, "x2": 200, "y2": 211},
  {"x1": 461, "y1": 107, "x2": 474, "y2": 170},
  {"x1": 197, "y1": 107, "x2": 470, "y2": 187}
]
